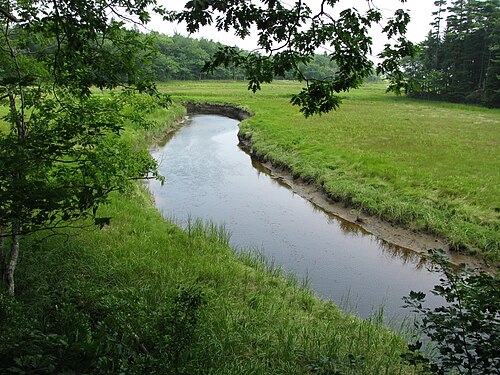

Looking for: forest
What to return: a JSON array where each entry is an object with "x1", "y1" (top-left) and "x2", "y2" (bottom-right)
[
  {"x1": 400, "y1": 0, "x2": 499, "y2": 107},
  {"x1": 142, "y1": 32, "x2": 348, "y2": 82}
]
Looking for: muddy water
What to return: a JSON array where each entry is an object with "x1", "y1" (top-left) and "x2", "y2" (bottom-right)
[{"x1": 149, "y1": 114, "x2": 445, "y2": 321}]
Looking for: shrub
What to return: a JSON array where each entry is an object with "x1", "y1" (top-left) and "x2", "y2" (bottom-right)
[{"x1": 402, "y1": 250, "x2": 499, "y2": 374}]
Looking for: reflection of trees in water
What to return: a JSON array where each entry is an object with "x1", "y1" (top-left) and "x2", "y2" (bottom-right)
[
  {"x1": 337, "y1": 218, "x2": 429, "y2": 270},
  {"x1": 247, "y1": 151, "x2": 432, "y2": 270},
  {"x1": 377, "y1": 240, "x2": 429, "y2": 270},
  {"x1": 338, "y1": 218, "x2": 366, "y2": 236}
]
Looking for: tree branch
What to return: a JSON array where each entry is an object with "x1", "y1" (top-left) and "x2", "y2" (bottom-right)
[{"x1": 0, "y1": 7, "x2": 21, "y2": 23}]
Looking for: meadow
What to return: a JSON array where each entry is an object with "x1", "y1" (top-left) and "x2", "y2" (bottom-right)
[
  {"x1": 1, "y1": 81, "x2": 498, "y2": 373},
  {"x1": 159, "y1": 81, "x2": 500, "y2": 262}
]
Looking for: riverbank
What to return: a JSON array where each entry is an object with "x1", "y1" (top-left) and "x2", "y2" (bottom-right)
[
  {"x1": 159, "y1": 81, "x2": 500, "y2": 265},
  {"x1": 2, "y1": 101, "x2": 419, "y2": 374},
  {"x1": 180, "y1": 101, "x2": 482, "y2": 268}
]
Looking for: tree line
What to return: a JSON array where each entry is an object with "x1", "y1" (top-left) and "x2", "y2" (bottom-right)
[
  {"x1": 145, "y1": 32, "x2": 348, "y2": 82},
  {"x1": 400, "y1": 0, "x2": 499, "y2": 107}
]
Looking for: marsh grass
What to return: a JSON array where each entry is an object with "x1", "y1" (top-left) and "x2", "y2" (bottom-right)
[
  {"x1": 159, "y1": 81, "x2": 500, "y2": 261},
  {"x1": 2, "y1": 101, "x2": 419, "y2": 373},
  {"x1": 9, "y1": 186, "x2": 418, "y2": 373}
]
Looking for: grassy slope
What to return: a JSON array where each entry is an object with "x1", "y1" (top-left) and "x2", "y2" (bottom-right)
[
  {"x1": 159, "y1": 81, "x2": 500, "y2": 261},
  {"x1": 2, "y1": 101, "x2": 416, "y2": 373},
  {"x1": 15, "y1": 188, "x2": 413, "y2": 374}
]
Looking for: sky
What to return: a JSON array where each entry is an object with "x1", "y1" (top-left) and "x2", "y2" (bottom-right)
[{"x1": 147, "y1": 0, "x2": 438, "y2": 59}]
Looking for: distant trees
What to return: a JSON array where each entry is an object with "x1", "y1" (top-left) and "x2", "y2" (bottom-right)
[
  {"x1": 400, "y1": 0, "x2": 500, "y2": 107},
  {"x1": 146, "y1": 33, "x2": 351, "y2": 83},
  {"x1": 168, "y1": 0, "x2": 416, "y2": 116},
  {"x1": 146, "y1": 33, "x2": 246, "y2": 81}
]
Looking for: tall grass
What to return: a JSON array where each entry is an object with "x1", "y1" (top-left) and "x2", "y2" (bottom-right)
[
  {"x1": 159, "y1": 81, "x2": 500, "y2": 262},
  {"x1": 2, "y1": 99, "x2": 420, "y2": 373},
  {"x1": 13, "y1": 186, "x2": 417, "y2": 373}
]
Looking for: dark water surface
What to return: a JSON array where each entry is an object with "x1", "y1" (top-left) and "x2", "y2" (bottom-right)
[{"x1": 149, "y1": 114, "x2": 444, "y2": 322}]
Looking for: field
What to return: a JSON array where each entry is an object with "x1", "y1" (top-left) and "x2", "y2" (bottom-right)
[
  {"x1": 159, "y1": 81, "x2": 500, "y2": 261},
  {"x1": 1, "y1": 81, "x2": 498, "y2": 373}
]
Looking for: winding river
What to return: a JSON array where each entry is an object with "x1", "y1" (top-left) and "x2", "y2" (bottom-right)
[{"x1": 148, "y1": 114, "x2": 445, "y2": 322}]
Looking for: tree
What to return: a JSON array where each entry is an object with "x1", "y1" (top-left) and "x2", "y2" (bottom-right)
[
  {"x1": 168, "y1": 0, "x2": 417, "y2": 117},
  {"x1": 401, "y1": 0, "x2": 500, "y2": 106},
  {"x1": 0, "y1": 0, "x2": 169, "y2": 295}
]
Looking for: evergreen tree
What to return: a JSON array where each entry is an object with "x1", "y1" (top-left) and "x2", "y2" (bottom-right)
[{"x1": 402, "y1": 0, "x2": 499, "y2": 107}]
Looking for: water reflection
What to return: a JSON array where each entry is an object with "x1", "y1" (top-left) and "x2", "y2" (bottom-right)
[
  {"x1": 248, "y1": 153, "x2": 430, "y2": 270},
  {"x1": 149, "y1": 114, "x2": 445, "y2": 321}
]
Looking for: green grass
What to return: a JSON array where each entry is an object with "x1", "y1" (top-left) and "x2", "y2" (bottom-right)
[
  {"x1": 159, "y1": 81, "x2": 500, "y2": 261},
  {"x1": 0, "y1": 106, "x2": 9, "y2": 132},
  {"x1": 12, "y1": 186, "x2": 416, "y2": 374},
  {"x1": 1, "y1": 99, "x2": 419, "y2": 373}
]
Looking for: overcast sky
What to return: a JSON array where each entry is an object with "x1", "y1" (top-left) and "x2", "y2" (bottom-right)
[{"x1": 147, "y1": 0, "x2": 438, "y2": 59}]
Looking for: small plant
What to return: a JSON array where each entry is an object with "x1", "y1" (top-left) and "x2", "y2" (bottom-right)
[
  {"x1": 402, "y1": 249, "x2": 499, "y2": 374},
  {"x1": 308, "y1": 354, "x2": 366, "y2": 374},
  {"x1": 155, "y1": 285, "x2": 206, "y2": 375}
]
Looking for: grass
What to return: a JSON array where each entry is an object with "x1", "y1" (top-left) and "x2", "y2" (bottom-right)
[
  {"x1": 159, "y1": 81, "x2": 500, "y2": 262},
  {"x1": 12, "y1": 187, "x2": 415, "y2": 373},
  {"x1": 0, "y1": 97, "x2": 419, "y2": 373}
]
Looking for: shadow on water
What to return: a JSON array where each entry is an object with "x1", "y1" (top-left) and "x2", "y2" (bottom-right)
[{"x1": 248, "y1": 151, "x2": 429, "y2": 271}]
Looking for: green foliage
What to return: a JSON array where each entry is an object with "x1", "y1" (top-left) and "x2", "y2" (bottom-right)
[
  {"x1": 308, "y1": 354, "x2": 366, "y2": 374},
  {"x1": 0, "y1": 0, "x2": 170, "y2": 293},
  {"x1": 169, "y1": 0, "x2": 416, "y2": 116},
  {"x1": 401, "y1": 0, "x2": 500, "y2": 107},
  {"x1": 0, "y1": 284, "x2": 206, "y2": 374},
  {"x1": 147, "y1": 32, "x2": 248, "y2": 81},
  {"x1": 0, "y1": 90, "x2": 166, "y2": 233},
  {"x1": 154, "y1": 285, "x2": 206, "y2": 375},
  {"x1": 403, "y1": 250, "x2": 500, "y2": 374}
]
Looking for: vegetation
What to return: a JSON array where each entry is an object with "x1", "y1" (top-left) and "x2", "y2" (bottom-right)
[
  {"x1": 0, "y1": 0, "x2": 418, "y2": 294},
  {"x1": 169, "y1": 0, "x2": 416, "y2": 116},
  {"x1": 403, "y1": 250, "x2": 499, "y2": 374},
  {"x1": 0, "y1": 0, "x2": 498, "y2": 373},
  {"x1": 400, "y1": 0, "x2": 500, "y2": 107},
  {"x1": 146, "y1": 32, "x2": 352, "y2": 83},
  {"x1": 0, "y1": 0, "x2": 171, "y2": 294},
  {"x1": 0, "y1": 105, "x2": 420, "y2": 374},
  {"x1": 159, "y1": 81, "x2": 500, "y2": 261}
]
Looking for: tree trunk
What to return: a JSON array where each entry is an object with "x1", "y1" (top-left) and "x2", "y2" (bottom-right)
[
  {"x1": 0, "y1": 225, "x2": 5, "y2": 285},
  {"x1": 6, "y1": 229, "x2": 20, "y2": 295}
]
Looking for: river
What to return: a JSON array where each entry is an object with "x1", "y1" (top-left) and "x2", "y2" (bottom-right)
[{"x1": 148, "y1": 114, "x2": 445, "y2": 323}]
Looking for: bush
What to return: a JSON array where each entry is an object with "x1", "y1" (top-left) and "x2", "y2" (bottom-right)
[
  {"x1": 402, "y1": 250, "x2": 499, "y2": 374},
  {"x1": 0, "y1": 284, "x2": 206, "y2": 374}
]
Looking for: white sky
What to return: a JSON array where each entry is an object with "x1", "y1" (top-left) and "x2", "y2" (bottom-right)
[{"x1": 147, "y1": 0, "x2": 437, "y2": 60}]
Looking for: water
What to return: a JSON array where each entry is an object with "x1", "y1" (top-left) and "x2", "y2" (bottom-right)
[{"x1": 149, "y1": 114, "x2": 444, "y2": 322}]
